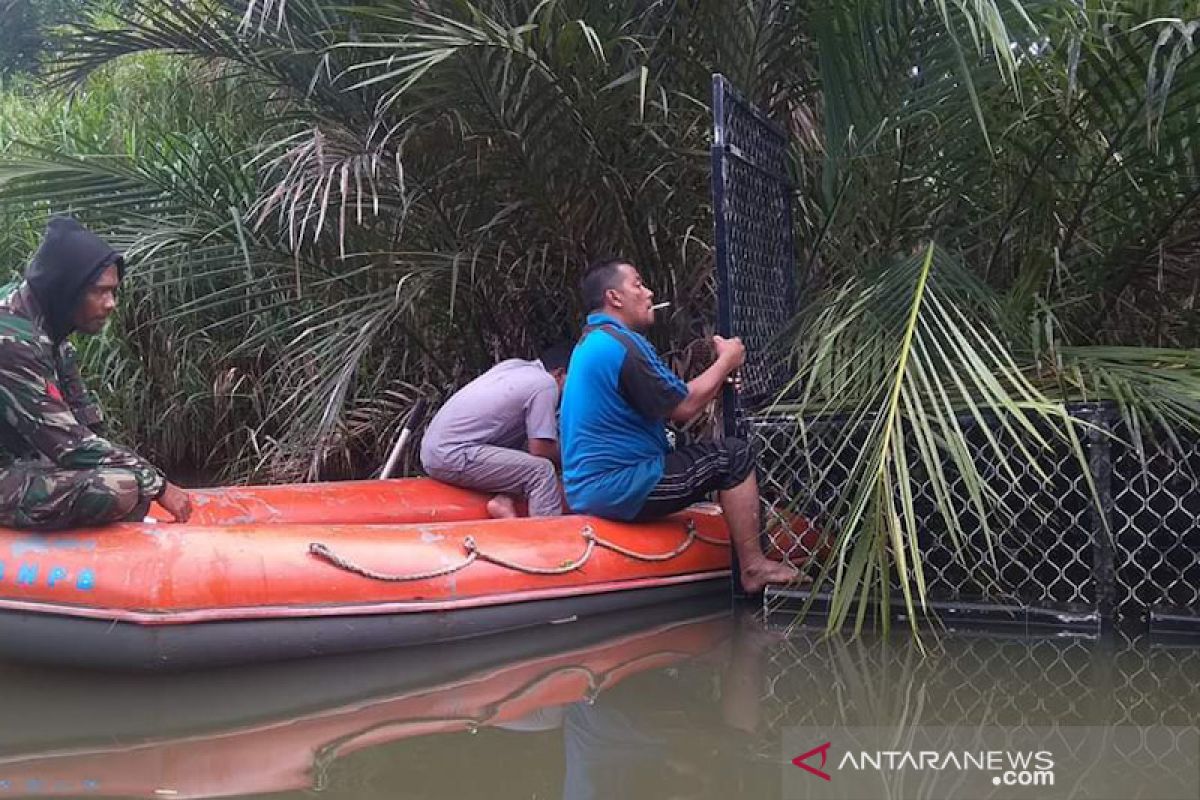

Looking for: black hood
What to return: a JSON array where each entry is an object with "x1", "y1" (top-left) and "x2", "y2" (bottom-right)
[{"x1": 25, "y1": 217, "x2": 124, "y2": 342}]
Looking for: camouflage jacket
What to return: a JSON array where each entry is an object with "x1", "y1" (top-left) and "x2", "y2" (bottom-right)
[{"x1": 0, "y1": 282, "x2": 165, "y2": 500}]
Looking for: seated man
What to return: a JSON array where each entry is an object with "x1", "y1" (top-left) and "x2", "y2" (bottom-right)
[
  {"x1": 420, "y1": 344, "x2": 572, "y2": 518},
  {"x1": 0, "y1": 217, "x2": 192, "y2": 530},
  {"x1": 560, "y1": 258, "x2": 796, "y2": 593}
]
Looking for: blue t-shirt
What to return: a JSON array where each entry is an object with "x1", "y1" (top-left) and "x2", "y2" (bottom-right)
[{"x1": 560, "y1": 314, "x2": 689, "y2": 520}]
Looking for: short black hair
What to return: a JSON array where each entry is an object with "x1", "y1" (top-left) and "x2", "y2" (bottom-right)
[
  {"x1": 539, "y1": 341, "x2": 574, "y2": 372},
  {"x1": 580, "y1": 257, "x2": 629, "y2": 312}
]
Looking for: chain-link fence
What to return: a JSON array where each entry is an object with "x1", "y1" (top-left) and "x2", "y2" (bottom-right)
[
  {"x1": 751, "y1": 407, "x2": 1104, "y2": 629},
  {"x1": 709, "y1": 73, "x2": 1200, "y2": 633},
  {"x1": 749, "y1": 385, "x2": 1200, "y2": 634},
  {"x1": 1111, "y1": 421, "x2": 1200, "y2": 629}
]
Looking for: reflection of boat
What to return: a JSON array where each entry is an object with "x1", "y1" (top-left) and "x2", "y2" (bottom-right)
[
  {"x1": 0, "y1": 479, "x2": 732, "y2": 669},
  {"x1": 0, "y1": 597, "x2": 732, "y2": 799}
]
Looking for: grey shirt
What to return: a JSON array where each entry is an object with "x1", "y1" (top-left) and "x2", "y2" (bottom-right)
[{"x1": 420, "y1": 359, "x2": 560, "y2": 471}]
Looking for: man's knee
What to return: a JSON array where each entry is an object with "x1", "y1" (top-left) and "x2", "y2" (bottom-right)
[
  {"x1": 724, "y1": 436, "x2": 754, "y2": 460},
  {"x1": 524, "y1": 456, "x2": 563, "y2": 517},
  {"x1": 0, "y1": 466, "x2": 142, "y2": 530},
  {"x1": 526, "y1": 456, "x2": 558, "y2": 488},
  {"x1": 720, "y1": 437, "x2": 757, "y2": 486},
  {"x1": 78, "y1": 469, "x2": 142, "y2": 524}
]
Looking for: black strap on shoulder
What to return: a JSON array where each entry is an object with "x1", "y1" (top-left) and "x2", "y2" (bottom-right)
[{"x1": 582, "y1": 321, "x2": 636, "y2": 350}]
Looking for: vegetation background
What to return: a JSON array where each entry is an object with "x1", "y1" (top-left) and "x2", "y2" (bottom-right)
[{"x1": 3, "y1": 0, "x2": 1199, "y2": 625}]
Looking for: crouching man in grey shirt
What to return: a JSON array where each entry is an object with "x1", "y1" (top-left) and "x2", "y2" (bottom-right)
[{"x1": 420, "y1": 344, "x2": 573, "y2": 518}]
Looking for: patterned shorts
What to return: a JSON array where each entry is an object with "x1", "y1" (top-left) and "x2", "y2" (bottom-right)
[{"x1": 634, "y1": 438, "x2": 756, "y2": 520}]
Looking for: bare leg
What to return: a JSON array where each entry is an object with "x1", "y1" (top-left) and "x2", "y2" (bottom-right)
[
  {"x1": 486, "y1": 494, "x2": 517, "y2": 519},
  {"x1": 719, "y1": 472, "x2": 798, "y2": 593}
]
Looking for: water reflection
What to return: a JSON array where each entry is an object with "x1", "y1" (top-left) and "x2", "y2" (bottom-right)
[
  {"x1": 0, "y1": 605, "x2": 1197, "y2": 799},
  {"x1": 761, "y1": 626, "x2": 1200, "y2": 730}
]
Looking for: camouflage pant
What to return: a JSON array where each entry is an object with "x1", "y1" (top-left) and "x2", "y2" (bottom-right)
[{"x1": 0, "y1": 462, "x2": 148, "y2": 531}]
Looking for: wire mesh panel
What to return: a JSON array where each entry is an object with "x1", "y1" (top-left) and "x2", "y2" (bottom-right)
[
  {"x1": 710, "y1": 74, "x2": 798, "y2": 428},
  {"x1": 755, "y1": 404, "x2": 1200, "y2": 631},
  {"x1": 1110, "y1": 425, "x2": 1200, "y2": 626},
  {"x1": 751, "y1": 410, "x2": 1100, "y2": 622}
]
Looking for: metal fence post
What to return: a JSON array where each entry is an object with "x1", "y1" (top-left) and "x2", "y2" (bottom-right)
[
  {"x1": 710, "y1": 74, "x2": 742, "y2": 599},
  {"x1": 1084, "y1": 405, "x2": 1117, "y2": 631}
]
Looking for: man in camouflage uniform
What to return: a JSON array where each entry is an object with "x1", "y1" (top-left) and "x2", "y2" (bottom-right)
[{"x1": 0, "y1": 217, "x2": 192, "y2": 530}]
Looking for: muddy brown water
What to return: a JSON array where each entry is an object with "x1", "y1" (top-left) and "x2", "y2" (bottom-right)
[{"x1": 0, "y1": 598, "x2": 1196, "y2": 799}]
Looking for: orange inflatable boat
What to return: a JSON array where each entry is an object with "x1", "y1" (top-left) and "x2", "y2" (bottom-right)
[{"x1": 0, "y1": 478, "x2": 733, "y2": 669}]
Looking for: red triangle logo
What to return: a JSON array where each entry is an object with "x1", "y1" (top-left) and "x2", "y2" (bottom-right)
[{"x1": 792, "y1": 741, "x2": 832, "y2": 781}]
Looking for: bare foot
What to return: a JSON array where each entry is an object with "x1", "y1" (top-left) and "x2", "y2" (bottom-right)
[
  {"x1": 486, "y1": 495, "x2": 517, "y2": 519},
  {"x1": 739, "y1": 559, "x2": 803, "y2": 594}
]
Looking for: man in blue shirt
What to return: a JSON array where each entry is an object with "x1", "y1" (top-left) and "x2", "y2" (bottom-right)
[{"x1": 560, "y1": 258, "x2": 797, "y2": 593}]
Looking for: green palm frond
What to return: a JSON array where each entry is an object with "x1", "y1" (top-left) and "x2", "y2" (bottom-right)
[
  {"x1": 8, "y1": 0, "x2": 1200, "y2": 637},
  {"x1": 774, "y1": 244, "x2": 1089, "y2": 634}
]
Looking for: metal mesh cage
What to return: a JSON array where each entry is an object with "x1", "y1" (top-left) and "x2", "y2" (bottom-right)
[
  {"x1": 752, "y1": 410, "x2": 1101, "y2": 617},
  {"x1": 708, "y1": 73, "x2": 1200, "y2": 632},
  {"x1": 711, "y1": 74, "x2": 798, "y2": 420},
  {"x1": 754, "y1": 405, "x2": 1200, "y2": 632}
]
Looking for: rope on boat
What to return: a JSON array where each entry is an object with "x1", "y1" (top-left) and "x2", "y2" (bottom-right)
[
  {"x1": 470, "y1": 529, "x2": 596, "y2": 575},
  {"x1": 685, "y1": 520, "x2": 731, "y2": 548},
  {"x1": 308, "y1": 519, "x2": 730, "y2": 582},
  {"x1": 589, "y1": 521, "x2": 698, "y2": 562},
  {"x1": 308, "y1": 541, "x2": 478, "y2": 582}
]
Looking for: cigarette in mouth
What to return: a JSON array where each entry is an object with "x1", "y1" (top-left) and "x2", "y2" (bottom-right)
[{"x1": 651, "y1": 302, "x2": 671, "y2": 311}]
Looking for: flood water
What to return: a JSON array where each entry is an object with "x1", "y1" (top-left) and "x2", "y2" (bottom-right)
[{"x1": 0, "y1": 596, "x2": 1197, "y2": 799}]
